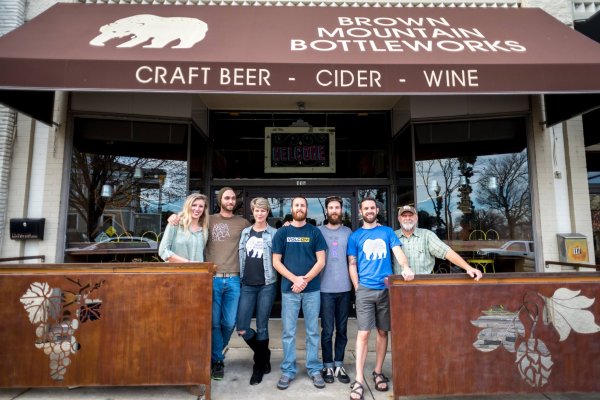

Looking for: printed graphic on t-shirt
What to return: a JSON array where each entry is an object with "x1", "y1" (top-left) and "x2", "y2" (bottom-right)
[
  {"x1": 362, "y1": 238, "x2": 387, "y2": 260},
  {"x1": 287, "y1": 237, "x2": 310, "y2": 243},
  {"x1": 330, "y1": 237, "x2": 339, "y2": 259},
  {"x1": 212, "y1": 223, "x2": 231, "y2": 241},
  {"x1": 246, "y1": 236, "x2": 264, "y2": 259}
]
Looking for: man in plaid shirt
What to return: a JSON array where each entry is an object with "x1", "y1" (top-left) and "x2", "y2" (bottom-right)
[{"x1": 394, "y1": 205, "x2": 482, "y2": 280}]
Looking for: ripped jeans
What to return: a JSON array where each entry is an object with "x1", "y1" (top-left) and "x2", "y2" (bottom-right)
[{"x1": 236, "y1": 282, "x2": 277, "y2": 341}]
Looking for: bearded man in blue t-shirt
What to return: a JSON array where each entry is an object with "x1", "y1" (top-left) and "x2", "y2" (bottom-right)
[
  {"x1": 272, "y1": 196, "x2": 328, "y2": 391},
  {"x1": 347, "y1": 197, "x2": 414, "y2": 400}
]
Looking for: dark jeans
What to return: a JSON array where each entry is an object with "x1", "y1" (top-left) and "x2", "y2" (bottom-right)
[
  {"x1": 320, "y1": 291, "x2": 351, "y2": 368},
  {"x1": 236, "y1": 282, "x2": 277, "y2": 341}
]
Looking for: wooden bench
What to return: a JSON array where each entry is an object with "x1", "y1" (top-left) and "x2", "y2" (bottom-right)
[
  {"x1": 0, "y1": 263, "x2": 215, "y2": 399},
  {"x1": 388, "y1": 272, "x2": 600, "y2": 398}
]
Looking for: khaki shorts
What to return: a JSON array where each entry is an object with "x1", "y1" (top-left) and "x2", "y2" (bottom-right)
[{"x1": 355, "y1": 285, "x2": 390, "y2": 331}]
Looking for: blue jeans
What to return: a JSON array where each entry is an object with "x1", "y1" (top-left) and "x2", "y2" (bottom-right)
[
  {"x1": 280, "y1": 290, "x2": 322, "y2": 378},
  {"x1": 320, "y1": 291, "x2": 351, "y2": 368},
  {"x1": 212, "y1": 276, "x2": 241, "y2": 363},
  {"x1": 236, "y1": 283, "x2": 277, "y2": 341}
]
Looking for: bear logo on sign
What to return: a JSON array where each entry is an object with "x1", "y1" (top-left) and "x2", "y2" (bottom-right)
[{"x1": 90, "y1": 14, "x2": 208, "y2": 49}]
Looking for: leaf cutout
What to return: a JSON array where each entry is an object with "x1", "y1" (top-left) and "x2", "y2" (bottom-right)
[
  {"x1": 471, "y1": 307, "x2": 524, "y2": 353},
  {"x1": 20, "y1": 282, "x2": 54, "y2": 324},
  {"x1": 544, "y1": 288, "x2": 600, "y2": 341},
  {"x1": 78, "y1": 301, "x2": 102, "y2": 323},
  {"x1": 516, "y1": 338, "x2": 553, "y2": 387}
]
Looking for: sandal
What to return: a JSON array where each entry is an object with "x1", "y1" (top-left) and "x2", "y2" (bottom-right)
[
  {"x1": 349, "y1": 381, "x2": 364, "y2": 400},
  {"x1": 372, "y1": 371, "x2": 389, "y2": 392}
]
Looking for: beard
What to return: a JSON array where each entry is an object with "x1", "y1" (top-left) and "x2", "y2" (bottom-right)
[
  {"x1": 222, "y1": 203, "x2": 235, "y2": 212},
  {"x1": 327, "y1": 213, "x2": 341, "y2": 225},
  {"x1": 292, "y1": 209, "x2": 306, "y2": 221},
  {"x1": 401, "y1": 221, "x2": 416, "y2": 231},
  {"x1": 362, "y1": 213, "x2": 377, "y2": 224}
]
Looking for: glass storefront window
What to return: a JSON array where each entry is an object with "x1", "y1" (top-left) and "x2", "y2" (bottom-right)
[
  {"x1": 65, "y1": 117, "x2": 196, "y2": 262},
  {"x1": 209, "y1": 111, "x2": 390, "y2": 179},
  {"x1": 415, "y1": 151, "x2": 532, "y2": 242},
  {"x1": 67, "y1": 152, "x2": 187, "y2": 246},
  {"x1": 409, "y1": 117, "x2": 534, "y2": 273},
  {"x1": 588, "y1": 171, "x2": 600, "y2": 264}
]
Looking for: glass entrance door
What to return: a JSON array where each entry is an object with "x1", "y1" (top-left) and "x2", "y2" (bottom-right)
[{"x1": 244, "y1": 190, "x2": 354, "y2": 229}]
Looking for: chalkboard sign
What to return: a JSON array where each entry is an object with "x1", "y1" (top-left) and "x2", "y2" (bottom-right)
[{"x1": 265, "y1": 127, "x2": 335, "y2": 173}]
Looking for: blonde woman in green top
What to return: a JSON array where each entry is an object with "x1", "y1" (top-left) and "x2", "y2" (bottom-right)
[{"x1": 159, "y1": 193, "x2": 209, "y2": 262}]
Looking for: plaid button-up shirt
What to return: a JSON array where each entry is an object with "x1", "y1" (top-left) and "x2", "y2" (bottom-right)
[{"x1": 393, "y1": 228, "x2": 450, "y2": 275}]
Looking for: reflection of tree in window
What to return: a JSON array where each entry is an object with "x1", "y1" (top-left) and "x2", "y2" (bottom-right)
[
  {"x1": 416, "y1": 159, "x2": 461, "y2": 240},
  {"x1": 69, "y1": 150, "x2": 187, "y2": 241},
  {"x1": 476, "y1": 152, "x2": 531, "y2": 240}
]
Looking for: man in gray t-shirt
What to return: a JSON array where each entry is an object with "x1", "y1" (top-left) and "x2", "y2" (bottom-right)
[{"x1": 318, "y1": 196, "x2": 353, "y2": 384}]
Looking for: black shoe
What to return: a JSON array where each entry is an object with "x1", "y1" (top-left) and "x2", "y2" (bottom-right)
[
  {"x1": 322, "y1": 367, "x2": 335, "y2": 384},
  {"x1": 250, "y1": 364, "x2": 264, "y2": 385},
  {"x1": 335, "y1": 366, "x2": 351, "y2": 384},
  {"x1": 211, "y1": 360, "x2": 224, "y2": 380},
  {"x1": 263, "y1": 347, "x2": 271, "y2": 374}
]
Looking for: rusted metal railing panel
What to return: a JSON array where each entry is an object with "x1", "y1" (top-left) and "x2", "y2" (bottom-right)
[
  {"x1": 389, "y1": 273, "x2": 600, "y2": 398},
  {"x1": 0, "y1": 262, "x2": 214, "y2": 399}
]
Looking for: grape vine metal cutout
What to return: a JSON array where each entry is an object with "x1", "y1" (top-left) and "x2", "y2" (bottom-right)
[
  {"x1": 19, "y1": 277, "x2": 105, "y2": 380},
  {"x1": 471, "y1": 288, "x2": 600, "y2": 388}
]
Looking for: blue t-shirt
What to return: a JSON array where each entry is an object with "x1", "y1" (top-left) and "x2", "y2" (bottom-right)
[
  {"x1": 347, "y1": 225, "x2": 402, "y2": 290},
  {"x1": 272, "y1": 223, "x2": 328, "y2": 293}
]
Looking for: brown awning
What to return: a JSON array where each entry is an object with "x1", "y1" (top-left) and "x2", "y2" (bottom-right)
[{"x1": 1, "y1": 3, "x2": 600, "y2": 97}]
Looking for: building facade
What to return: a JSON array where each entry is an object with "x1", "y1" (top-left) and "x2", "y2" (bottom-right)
[{"x1": 0, "y1": 0, "x2": 598, "y2": 272}]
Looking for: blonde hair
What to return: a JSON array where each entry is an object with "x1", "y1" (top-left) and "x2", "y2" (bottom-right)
[
  {"x1": 180, "y1": 193, "x2": 209, "y2": 242},
  {"x1": 250, "y1": 197, "x2": 270, "y2": 213}
]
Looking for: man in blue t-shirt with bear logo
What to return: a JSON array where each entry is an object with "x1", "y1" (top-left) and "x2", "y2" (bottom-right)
[{"x1": 347, "y1": 197, "x2": 414, "y2": 400}]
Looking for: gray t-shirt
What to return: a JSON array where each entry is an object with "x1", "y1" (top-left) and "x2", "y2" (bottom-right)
[{"x1": 319, "y1": 224, "x2": 352, "y2": 293}]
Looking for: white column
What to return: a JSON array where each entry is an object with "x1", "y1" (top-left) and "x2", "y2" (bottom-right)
[{"x1": 529, "y1": 95, "x2": 561, "y2": 271}]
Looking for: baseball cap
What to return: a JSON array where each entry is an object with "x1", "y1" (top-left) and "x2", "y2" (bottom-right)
[{"x1": 398, "y1": 205, "x2": 417, "y2": 215}]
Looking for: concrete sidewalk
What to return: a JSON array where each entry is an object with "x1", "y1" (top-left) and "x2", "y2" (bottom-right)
[{"x1": 1, "y1": 319, "x2": 598, "y2": 400}]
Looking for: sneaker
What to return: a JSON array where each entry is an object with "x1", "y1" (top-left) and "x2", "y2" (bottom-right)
[
  {"x1": 277, "y1": 375, "x2": 292, "y2": 390},
  {"x1": 311, "y1": 373, "x2": 326, "y2": 389},
  {"x1": 322, "y1": 367, "x2": 335, "y2": 384},
  {"x1": 335, "y1": 366, "x2": 351, "y2": 384},
  {"x1": 211, "y1": 360, "x2": 224, "y2": 380}
]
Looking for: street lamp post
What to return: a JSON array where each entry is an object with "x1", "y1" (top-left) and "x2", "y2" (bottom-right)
[{"x1": 430, "y1": 180, "x2": 444, "y2": 238}]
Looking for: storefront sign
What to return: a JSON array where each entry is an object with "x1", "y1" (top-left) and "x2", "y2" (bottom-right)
[
  {"x1": 1, "y1": 4, "x2": 600, "y2": 95},
  {"x1": 265, "y1": 127, "x2": 335, "y2": 173}
]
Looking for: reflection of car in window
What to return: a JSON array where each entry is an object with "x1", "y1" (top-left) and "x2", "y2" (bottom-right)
[
  {"x1": 66, "y1": 236, "x2": 158, "y2": 253},
  {"x1": 478, "y1": 240, "x2": 534, "y2": 260}
]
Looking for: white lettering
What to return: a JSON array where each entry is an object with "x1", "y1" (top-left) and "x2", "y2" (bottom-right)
[
  {"x1": 291, "y1": 39, "x2": 307, "y2": 51},
  {"x1": 136, "y1": 66, "x2": 153, "y2": 83},
  {"x1": 219, "y1": 68, "x2": 271, "y2": 86},
  {"x1": 135, "y1": 66, "x2": 210, "y2": 85},
  {"x1": 316, "y1": 69, "x2": 382, "y2": 88},
  {"x1": 423, "y1": 69, "x2": 479, "y2": 88}
]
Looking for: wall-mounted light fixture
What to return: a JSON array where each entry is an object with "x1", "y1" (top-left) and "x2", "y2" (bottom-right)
[
  {"x1": 459, "y1": 176, "x2": 468, "y2": 186},
  {"x1": 134, "y1": 167, "x2": 143, "y2": 179},
  {"x1": 488, "y1": 176, "x2": 498, "y2": 190}
]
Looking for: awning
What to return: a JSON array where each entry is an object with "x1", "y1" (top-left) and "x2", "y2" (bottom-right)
[{"x1": 2, "y1": 3, "x2": 600, "y2": 123}]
